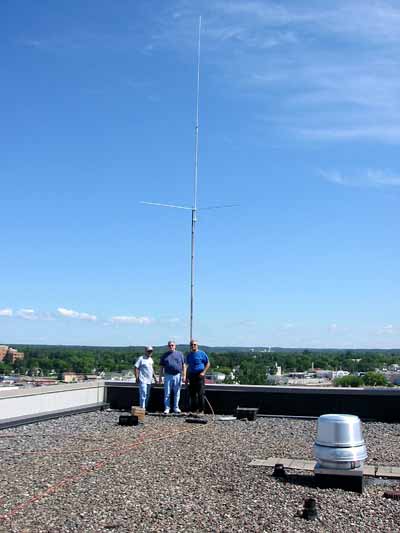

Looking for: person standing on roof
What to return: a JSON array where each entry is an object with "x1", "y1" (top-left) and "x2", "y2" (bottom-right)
[
  {"x1": 134, "y1": 346, "x2": 156, "y2": 411},
  {"x1": 159, "y1": 341, "x2": 186, "y2": 414},
  {"x1": 185, "y1": 340, "x2": 210, "y2": 415}
]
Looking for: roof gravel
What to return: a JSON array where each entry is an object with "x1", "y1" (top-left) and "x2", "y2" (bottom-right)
[{"x1": 0, "y1": 412, "x2": 399, "y2": 532}]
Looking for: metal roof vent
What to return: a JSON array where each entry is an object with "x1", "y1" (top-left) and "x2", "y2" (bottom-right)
[{"x1": 314, "y1": 414, "x2": 367, "y2": 493}]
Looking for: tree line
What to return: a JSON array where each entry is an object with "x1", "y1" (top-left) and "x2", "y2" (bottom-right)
[{"x1": 1, "y1": 345, "x2": 400, "y2": 385}]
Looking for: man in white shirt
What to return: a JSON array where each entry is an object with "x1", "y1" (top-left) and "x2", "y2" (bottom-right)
[{"x1": 134, "y1": 346, "x2": 156, "y2": 410}]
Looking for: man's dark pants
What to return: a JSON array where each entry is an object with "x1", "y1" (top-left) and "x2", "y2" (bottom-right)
[{"x1": 188, "y1": 373, "x2": 205, "y2": 412}]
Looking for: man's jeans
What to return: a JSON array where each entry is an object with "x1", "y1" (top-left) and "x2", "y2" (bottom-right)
[
  {"x1": 138, "y1": 382, "x2": 151, "y2": 409},
  {"x1": 188, "y1": 373, "x2": 205, "y2": 413},
  {"x1": 164, "y1": 373, "x2": 182, "y2": 411}
]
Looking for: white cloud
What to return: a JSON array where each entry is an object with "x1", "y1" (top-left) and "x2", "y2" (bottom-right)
[
  {"x1": 43, "y1": 313, "x2": 56, "y2": 321},
  {"x1": 16, "y1": 308, "x2": 38, "y2": 320},
  {"x1": 57, "y1": 307, "x2": 97, "y2": 321},
  {"x1": 22, "y1": 39, "x2": 44, "y2": 48},
  {"x1": 239, "y1": 320, "x2": 257, "y2": 327},
  {"x1": 325, "y1": 2, "x2": 400, "y2": 44},
  {"x1": 0, "y1": 308, "x2": 13, "y2": 317},
  {"x1": 77, "y1": 312, "x2": 97, "y2": 321},
  {"x1": 162, "y1": 1, "x2": 400, "y2": 144},
  {"x1": 320, "y1": 169, "x2": 400, "y2": 187},
  {"x1": 164, "y1": 317, "x2": 181, "y2": 325},
  {"x1": 111, "y1": 316, "x2": 154, "y2": 325},
  {"x1": 299, "y1": 126, "x2": 400, "y2": 143},
  {"x1": 19, "y1": 1, "x2": 400, "y2": 144},
  {"x1": 228, "y1": 320, "x2": 257, "y2": 328},
  {"x1": 216, "y1": 1, "x2": 400, "y2": 45},
  {"x1": 381, "y1": 324, "x2": 397, "y2": 335}
]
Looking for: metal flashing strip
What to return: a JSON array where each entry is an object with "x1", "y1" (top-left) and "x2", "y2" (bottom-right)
[
  {"x1": 0, "y1": 381, "x2": 105, "y2": 400},
  {"x1": 0, "y1": 402, "x2": 109, "y2": 430},
  {"x1": 249, "y1": 458, "x2": 400, "y2": 478},
  {"x1": 105, "y1": 382, "x2": 400, "y2": 395}
]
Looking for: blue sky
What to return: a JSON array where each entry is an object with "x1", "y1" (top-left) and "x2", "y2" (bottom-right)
[{"x1": 1, "y1": 0, "x2": 400, "y2": 348}]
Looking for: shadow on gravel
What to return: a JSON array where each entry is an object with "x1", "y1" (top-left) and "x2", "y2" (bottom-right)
[
  {"x1": 277, "y1": 473, "x2": 400, "y2": 490},
  {"x1": 282, "y1": 473, "x2": 317, "y2": 489}
]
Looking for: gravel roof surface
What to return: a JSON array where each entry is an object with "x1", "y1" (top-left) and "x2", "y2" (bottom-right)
[{"x1": 0, "y1": 411, "x2": 400, "y2": 532}]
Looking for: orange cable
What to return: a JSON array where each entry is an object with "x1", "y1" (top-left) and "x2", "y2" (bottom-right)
[{"x1": 0, "y1": 422, "x2": 209, "y2": 522}]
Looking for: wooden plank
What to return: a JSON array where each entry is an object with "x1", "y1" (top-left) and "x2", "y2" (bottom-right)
[
  {"x1": 289, "y1": 460, "x2": 315, "y2": 471},
  {"x1": 248, "y1": 458, "x2": 314, "y2": 469},
  {"x1": 249, "y1": 458, "x2": 400, "y2": 478},
  {"x1": 376, "y1": 466, "x2": 400, "y2": 478},
  {"x1": 249, "y1": 458, "x2": 285, "y2": 467},
  {"x1": 363, "y1": 465, "x2": 376, "y2": 476},
  {"x1": 390, "y1": 467, "x2": 400, "y2": 478},
  {"x1": 249, "y1": 457, "x2": 400, "y2": 479}
]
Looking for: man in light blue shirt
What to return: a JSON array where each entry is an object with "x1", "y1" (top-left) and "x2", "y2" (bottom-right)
[{"x1": 134, "y1": 346, "x2": 156, "y2": 410}]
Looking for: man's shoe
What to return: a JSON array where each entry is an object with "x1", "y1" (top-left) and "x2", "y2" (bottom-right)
[
  {"x1": 163, "y1": 409, "x2": 170, "y2": 415},
  {"x1": 173, "y1": 408, "x2": 181, "y2": 414}
]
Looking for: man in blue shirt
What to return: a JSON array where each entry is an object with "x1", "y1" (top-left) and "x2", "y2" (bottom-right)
[
  {"x1": 185, "y1": 340, "x2": 210, "y2": 415},
  {"x1": 159, "y1": 341, "x2": 185, "y2": 414}
]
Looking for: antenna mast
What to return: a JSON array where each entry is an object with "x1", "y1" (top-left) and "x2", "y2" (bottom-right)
[
  {"x1": 141, "y1": 17, "x2": 236, "y2": 343},
  {"x1": 190, "y1": 15, "x2": 201, "y2": 341}
]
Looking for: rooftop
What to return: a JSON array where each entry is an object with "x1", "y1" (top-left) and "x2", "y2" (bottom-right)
[{"x1": 1, "y1": 412, "x2": 400, "y2": 532}]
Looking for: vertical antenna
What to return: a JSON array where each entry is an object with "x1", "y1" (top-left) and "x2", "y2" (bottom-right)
[
  {"x1": 141, "y1": 16, "x2": 235, "y2": 345},
  {"x1": 190, "y1": 15, "x2": 201, "y2": 341},
  {"x1": 193, "y1": 15, "x2": 201, "y2": 213}
]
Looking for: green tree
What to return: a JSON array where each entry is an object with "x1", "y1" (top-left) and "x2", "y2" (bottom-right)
[
  {"x1": 236, "y1": 360, "x2": 267, "y2": 385},
  {"x1": 0, "y1": 361, "x2": 12, "y2": 374},
  {"x1": 334, "y1": 375, "x2": 363, "y2": 387},
  {"x1": 362, "y1": 372, "x2": 389, "y2": 387}
]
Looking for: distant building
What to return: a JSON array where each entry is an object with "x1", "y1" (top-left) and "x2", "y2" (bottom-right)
[
  {"x1": 266, "y1": 374, "x2": 289, "y2": 385},
  {"x1": 333, "y1": 370, "x2": 350, "y2": 379},
  {"x1": 0, "y1": 375, "x2": 16, "y2": 383},
  {"x1": 32, "y1": 378, "x2": 59, "y2": 386},
  {"x1": 6, "y1": 348, "x2": 25, "y2": 364},
  {"x1": 62, "y1": 372, "x2": 98, "y2": 383},
  {"x1": 287, "y1": 372, "x2": 306, "y2": 379},
  {"x1": 0, "y1": 346, "x2": 24, "y2": 364},
  {"x1": 313, "y1": 369, "x2": 350, "y2": 380},
  {"x1": 0, "y1": 346, "x2": 8, "y2": 362},
  {"x1": 62, "y1": 372, "x2": 79, "y2": 383},
  {"x1": 205, "y1": 372, "x2": 226, "y2": 383},
  {"x1": 314, "y1": 369, "x2": 333, "y2": 379},
  {"x1": 384, "y1": 372, "x2": 400, "y2": 385}
]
